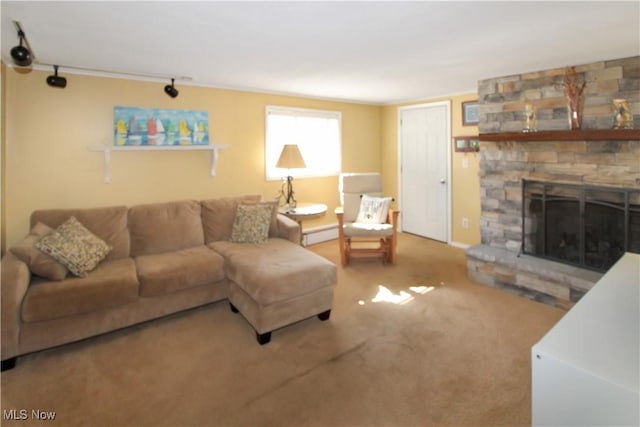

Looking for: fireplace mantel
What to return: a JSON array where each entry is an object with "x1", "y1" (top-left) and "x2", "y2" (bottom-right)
[{"x1": 479, "y1": 129, "x2": 640, "y2": 142}]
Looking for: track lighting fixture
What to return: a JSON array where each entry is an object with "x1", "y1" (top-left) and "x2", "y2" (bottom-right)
[
  {"x1": 10, "y1": 20, "x2": 192, "y2": 91},
  {"x1": 164, "y1": 78, "x2": 179, "y2": 98},
  {"x1": 46, "y1": 65, "x2": 67, "y2": 88},
  {"x1": 11, "y1": 26, "x2": 33, "y2": 67}
]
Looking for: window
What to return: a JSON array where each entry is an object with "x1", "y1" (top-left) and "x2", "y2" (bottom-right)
[{"x1": 265, "y1": 106, "x2": 341, "y2": 180}]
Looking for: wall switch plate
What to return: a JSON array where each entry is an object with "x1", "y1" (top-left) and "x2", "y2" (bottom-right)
[
  {"x1": 462, "y1": 218, "x2": 469, "y2": 229},
  {"x1": 462, "y1": 158, "x2": 469, "y2": 169}
]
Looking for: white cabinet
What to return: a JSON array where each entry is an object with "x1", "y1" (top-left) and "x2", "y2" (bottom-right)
[{"x1": 532, "y1": 253, "x2": 639, "y2": 426}]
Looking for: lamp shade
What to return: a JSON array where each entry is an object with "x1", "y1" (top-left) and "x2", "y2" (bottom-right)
[{"x1": 276, "y1": 144, "x2": 306, "y2": 169}]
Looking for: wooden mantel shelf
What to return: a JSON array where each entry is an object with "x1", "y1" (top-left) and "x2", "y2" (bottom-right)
[{"x1": 479, "y1": 129, "x2": 640, "y2": 142}]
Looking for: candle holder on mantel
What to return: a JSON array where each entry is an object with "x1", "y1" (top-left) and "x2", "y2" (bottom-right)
[
  {"x1": 563, "y1": 66, "x2": 586, "y2": 130},
  {"x1": 613, "y1": 98, "x2": 633, "y2": 129},
  {"x1": 523, "y1": 103, "x2": 536, "y2": 132}
]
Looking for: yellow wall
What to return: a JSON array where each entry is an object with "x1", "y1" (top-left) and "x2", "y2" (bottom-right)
[
  {"x1": 450, "y1": 95, "x2": 481, "y2": 246},
  {"x1": 2, "y1": 65, "x2": 481, "y2": 253},
  {"x1": 380, "y1": 94, "x2": 481, "y2": 246},
  {"x1": 2, "y1": 67, "x2": 381, "y2": 250}
]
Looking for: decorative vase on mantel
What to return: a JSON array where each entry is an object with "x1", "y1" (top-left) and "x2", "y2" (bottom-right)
[
  {"x1": 563, "y1": 66, "x2": 586, "y2": 130},
  {"x1": 567, "y1": 95, "x2": 584, "y2": 130}
]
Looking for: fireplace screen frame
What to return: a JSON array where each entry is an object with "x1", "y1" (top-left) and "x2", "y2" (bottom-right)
[{"x1": 521, "y1": 179, "x2": 640, "y2": 272}]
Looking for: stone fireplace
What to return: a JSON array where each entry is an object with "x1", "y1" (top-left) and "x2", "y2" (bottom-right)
[{"x1": 466, "y1": 56, "x2": 640, "y2": 309}]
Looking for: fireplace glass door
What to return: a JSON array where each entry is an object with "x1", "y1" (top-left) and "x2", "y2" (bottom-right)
[{"x1": 523, "y1": 180, "x2": 640, "y2": 272}]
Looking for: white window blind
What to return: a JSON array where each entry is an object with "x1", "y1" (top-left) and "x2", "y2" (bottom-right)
[{"x1": 265, "y1": 106, "x2": 342, "y2": 180}]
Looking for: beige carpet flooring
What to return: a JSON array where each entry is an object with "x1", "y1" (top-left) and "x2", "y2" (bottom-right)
[{"x1": 0, "y1": 233, "x2": 564, "y2": 427}]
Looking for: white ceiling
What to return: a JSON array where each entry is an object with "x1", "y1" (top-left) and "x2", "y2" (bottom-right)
[{"x1": 2, "y1": 1, "x2": 639, "y2": 105}]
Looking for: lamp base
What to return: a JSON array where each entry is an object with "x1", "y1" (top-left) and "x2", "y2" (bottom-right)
[{"x1": 283, "y1": 175, "x2": 297, "y2": 208}]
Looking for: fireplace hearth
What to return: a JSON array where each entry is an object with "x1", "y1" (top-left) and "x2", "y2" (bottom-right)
[{"x1": 522, "y1": 180, "x2": 640, "y2": 272}]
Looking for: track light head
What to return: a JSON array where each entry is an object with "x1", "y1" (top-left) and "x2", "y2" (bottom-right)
[
  {"x1": 11, "y1": 30, "x2": 32, "y2": 67},
  {"x1": 46, "y1": 65, "x2": 67, "y2": 88},
  {"x1": 164, "y1": 78, "x2": 179, "y2": 98}
]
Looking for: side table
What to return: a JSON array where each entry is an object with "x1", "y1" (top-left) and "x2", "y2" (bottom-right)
[{"x1": 278, "y1": 203, "x2": 328, "y2": 245}]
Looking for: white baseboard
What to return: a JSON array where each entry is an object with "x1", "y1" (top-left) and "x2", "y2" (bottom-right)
[
  {"x1": 449, "y1": 241, "x2": 471, "y2": 249},
  {"x1": 303, "y1": 224, "x2": 339, "y2": 246}
]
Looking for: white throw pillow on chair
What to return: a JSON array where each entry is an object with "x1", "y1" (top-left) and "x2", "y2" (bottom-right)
[{"x1": 356, "y1": 195, "x2": 392, "y2": 224}]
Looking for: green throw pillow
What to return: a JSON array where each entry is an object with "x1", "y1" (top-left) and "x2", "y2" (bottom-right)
[
  {"x1": 230, "y1": 204, "x2": 273, "y2": 244},
  {"x1": 36, "y1": 216, "x2": 112, "y2": 277}
]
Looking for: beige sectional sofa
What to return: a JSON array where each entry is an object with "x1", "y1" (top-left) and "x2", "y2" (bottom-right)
[{"x1": 1, "y1": 196, "x2": 336, "y2": 370}]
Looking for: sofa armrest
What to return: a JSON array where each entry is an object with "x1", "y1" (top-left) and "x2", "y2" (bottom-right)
[
  {"x1": 1, "y1": 252, "x2": 31, "y2": 361},
  {"x1": 276, "y1": 214, "x2": 301, "y2": 244}
]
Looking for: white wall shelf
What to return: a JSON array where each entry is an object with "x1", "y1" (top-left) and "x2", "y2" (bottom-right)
[{"x1": 87, "y1": 144, "x2": 228, "y2": 183}]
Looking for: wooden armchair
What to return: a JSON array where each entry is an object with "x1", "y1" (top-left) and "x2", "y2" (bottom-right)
[{"x1": 335, "y1": 173, "x2": 399, "y2": 266}]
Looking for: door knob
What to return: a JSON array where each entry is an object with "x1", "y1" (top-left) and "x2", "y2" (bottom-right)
[{"x1": 440, "y1": 178, "x2": 446, "y2": 184}]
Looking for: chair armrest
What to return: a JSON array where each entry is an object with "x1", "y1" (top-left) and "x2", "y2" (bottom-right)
[
  {"x1": 1, "y1": 253, "x2": 31, "y2": 360},
  {"x1": 387, "y1": 209, "x2": 399, "y2": 229},
  {"x1": 276, "y1": 213, "x2": 301, "y2": 244},
  {"x1": 335, "y1": 207, "x2": 345, "y2": 226}
]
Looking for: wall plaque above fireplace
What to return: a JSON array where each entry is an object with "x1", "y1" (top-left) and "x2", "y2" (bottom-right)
[{"x1": 522, "y1": 179, "x2": 640, "y2": 272}]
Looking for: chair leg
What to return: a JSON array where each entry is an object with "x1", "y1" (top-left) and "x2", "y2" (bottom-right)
[
  {"x1": 389, "y1": 237, "x2": 397, "y2": 264},
  {"x1": 380, "y1": 238, "x2": 387, "y2": 264},
  {"x1": 340, "y1": 238, "x2": 350, "y2": 266}
]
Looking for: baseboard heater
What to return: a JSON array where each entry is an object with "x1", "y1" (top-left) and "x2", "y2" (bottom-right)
[{"x1": 303, "y1": 224, "x2": 338, "y2": 246}]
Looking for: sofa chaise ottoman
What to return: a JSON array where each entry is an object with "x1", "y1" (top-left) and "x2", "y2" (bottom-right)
[{"x1": 212, "y1": 238, "x2": 335, "y2": 344}]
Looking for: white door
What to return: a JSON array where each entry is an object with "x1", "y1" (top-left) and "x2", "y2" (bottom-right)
[{"x1": 400, "y1": 102, "x2": 450, "y2": 242}]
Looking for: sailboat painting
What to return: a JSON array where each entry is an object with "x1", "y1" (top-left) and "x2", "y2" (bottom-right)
[{"x1": 113, "y1": 107, "x2": 210, "y2": 146}]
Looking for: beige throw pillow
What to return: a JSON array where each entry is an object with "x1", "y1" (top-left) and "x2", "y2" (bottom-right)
[
  {"x1": 242, "y1": 199, "x2": 279, "y2": 237},
  {"x1": 356, "y1": 195, "x2": 393, "y2": 224},
  {"x1": 10, "y1": 222, "x2": 69, "y2": 281},
  {"x1": 36, "y1": 216, "x2": 112, "y2": 277},
  {"x1": 230, "y1": 204, "x2": 273, "y2": 244}
]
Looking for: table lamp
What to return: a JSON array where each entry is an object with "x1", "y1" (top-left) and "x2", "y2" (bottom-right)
[{"x1": 276, "y1": 144, "x2": 306, "y2": 209}]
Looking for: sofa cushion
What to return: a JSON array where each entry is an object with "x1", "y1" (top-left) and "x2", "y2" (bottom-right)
[
  {"x1": 129, "y1": 200, "x2": 204, "y2": 256},
  {"x1": 36, "y1": 217, "x2": 112, "y2": 277},
  {"x1": 31, "y1": 205, "x2": 129, "y2": 261},
  {"x1": 230, "y1": 204, "x2": 273, "y2": 244},
  {"x1": 201, "y1": 195, "x2": 261, "y2": 243},
  {"x1": 21, "y1": 258, "x2": 139, "y2": 322},
  {"x1": 10, "y1": 222, "x2": 69, "y2": 281},
  {"x1": 135, "y1": 246, "x2": 226, "y2": 297},
  {"x1": 210, "y1": 238, "x2": 336, "y2": 305}
]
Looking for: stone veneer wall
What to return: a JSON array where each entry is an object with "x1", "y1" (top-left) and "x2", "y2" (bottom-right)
[
  {"x1": 478, "y1": 56, "x2": 640, "y2": 133},
  {"x1": 466, "y1": 56, "x2": 640, "y2": 309}
]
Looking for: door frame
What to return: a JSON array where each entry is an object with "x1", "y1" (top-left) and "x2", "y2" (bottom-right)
[{"x1": 397, "y1": 101, "x2": 452, "y2": 244}]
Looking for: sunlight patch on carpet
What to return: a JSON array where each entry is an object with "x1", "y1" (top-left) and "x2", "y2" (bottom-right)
[
  {"x1": 409, "y1": 285, "x2": 435, "y2": 294},
  {"x1": 359, "y1": 284, "x2": 436, "y2": 306}
]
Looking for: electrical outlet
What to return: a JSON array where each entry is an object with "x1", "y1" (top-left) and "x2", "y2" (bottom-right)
[{"x1": 462, "y1": 218, "x2": 469, "y2": 229}]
